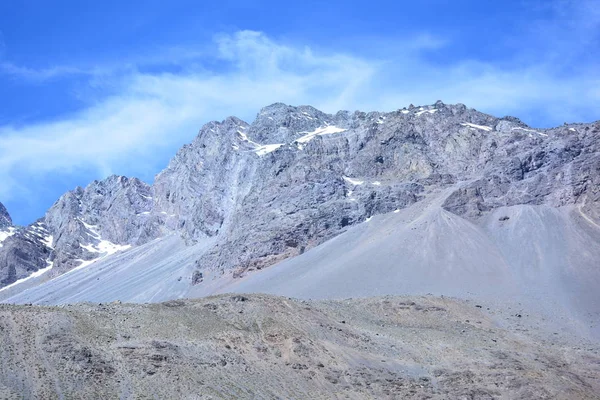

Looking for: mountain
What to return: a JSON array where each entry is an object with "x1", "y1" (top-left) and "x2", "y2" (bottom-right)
[{"x1": 0, "y1": 102, "x2": 599, "y2": 338}]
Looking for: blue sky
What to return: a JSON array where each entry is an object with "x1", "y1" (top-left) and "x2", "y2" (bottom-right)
[{"x1": 0, "y1": 0, "x2": 598, "y2": 225}]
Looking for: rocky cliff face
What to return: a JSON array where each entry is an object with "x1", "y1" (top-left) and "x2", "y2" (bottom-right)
[
  {"x1": 0, "y1": 102, "x2": 598, "y2": 289},
  {"x1": 0, "y1": 203, "x2": 11, "y2": 229}
]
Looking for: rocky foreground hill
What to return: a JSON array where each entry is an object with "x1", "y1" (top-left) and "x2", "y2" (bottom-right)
[
  {"x1": 0, "y1": 101, "x2": 598, "y2": 296},
  {"x1": 1, "y1": 294, "x2": 599, "y2": 399}
]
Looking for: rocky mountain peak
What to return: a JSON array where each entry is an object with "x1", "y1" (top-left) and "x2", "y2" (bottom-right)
[
  {"x1": 249, "y1": 103, "x2": 337, "y2": 144},
  {"x1": 0, "y1": 202, "x2": 12, "y2": 229}
]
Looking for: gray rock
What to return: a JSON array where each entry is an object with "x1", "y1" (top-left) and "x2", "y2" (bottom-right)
[
  {"x1": 1, "y1": 102, "x2": 599, "y2": 292},
  {"x1": 41, "y1": 174, "x2": 167, "y2": 275},
  {"x1": 0, "y1": 222, "x2": 52, "y2": 286},
  {"x1": 0, "y1": 202, "x2": 11, "y2": 229}
]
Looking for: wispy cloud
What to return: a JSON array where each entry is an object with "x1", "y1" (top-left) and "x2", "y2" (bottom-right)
[
  {"x1": 0, "y1": 0, "x2": 598, "y2": 207},
  {"x1": 0, "y1": 62, "x2": 89, "y2": 81},
  {"x1": 0, "y1": 30, "x2": 379, "y2": 201}
]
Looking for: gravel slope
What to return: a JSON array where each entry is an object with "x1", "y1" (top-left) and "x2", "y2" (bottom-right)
[
  {"x1": 216, "y1": 191, "x2": 600, "y2": 341},
  {"x1": 1, "y1": 294, "x2": 598, "y2": 399},
  {"x1": 6, "y1": 188, "x2": 600, "y2": 342}
]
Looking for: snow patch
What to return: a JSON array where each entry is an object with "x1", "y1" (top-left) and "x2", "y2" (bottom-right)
[
  {"x1": 401, "y1": 110, "x2": 410, "y2": 114},
  {"x1": 80, "y1": 240, "x2": 131, "y2": 255},
  {"x1": 254, "y1": 144, "x2": 283, "y2": 156},
  {"x1": 71, "y1": 241, "x2": 132, "y2": 275},
  {"x1": 415, "y1": 109, "x2": 438, "y2": 116},
  {"x1": 461, "y1": 122, "x2": 493, "y2": 132},
  {"x1": 511, "y1": 127, "x2": 548, "y2": 137},
  {"x1": 569, "y1": 128, "x2": 576, "y2": 132},
  {"x1": 372, "y1": 181, "x2": 381, "y2": 186},
  {"x1": 393, "y1": 209, "x2": 400, "y2": 213},
  {"x1": 77, "y1": 218, "x2": 132, "y2": 262},
  {"x1": 237, "y1": 130, "x2": 261, "y2": 147},
  {"x1": 295, "y1": 126, "x2": 347, "y2": 145},
  {"x1": 0, "y1": 227, "x2": 16, "y2": 247},
  {"x1": 343, "y1": 176, "x2": 364, "y2": 186},
  {"x1": 41, "y1": 234, "x2": 54, "y2": 249}
]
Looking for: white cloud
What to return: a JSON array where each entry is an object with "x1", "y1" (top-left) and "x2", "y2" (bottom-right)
[
  {"x1": 0, "y1": 62, "x2": 89, "y2": 81},
  {"x1": 0, "y1": 6, "x2": 599, "y2": 203},
  {"x1": 0, "y1": 31, "x2": 379, "y2": 200}
]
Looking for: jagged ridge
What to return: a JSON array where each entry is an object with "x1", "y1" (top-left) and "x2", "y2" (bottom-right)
[{"x1": 0, "y1": 101, "x2": 598, "y2": 294}]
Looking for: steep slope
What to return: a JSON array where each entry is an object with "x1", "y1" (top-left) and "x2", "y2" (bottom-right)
[
  {"x1": 0, "y1": 176, "x2": 169, "y2": 290},
  {"x1": 0, "y1": 234, "x2": 214, "y2": 303},
  {"x1": 0, "y1": 102, "x2": 598, "y2": 310},
  {"x1": 1, "y1": 294, "x2": 598, "y2": 399},
  {"x1": 214, "y1": 189, "x2": 600, "y2": 338}
]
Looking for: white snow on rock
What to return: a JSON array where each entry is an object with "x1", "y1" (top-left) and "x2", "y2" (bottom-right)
[
  {"x1": 77, "y1": 218, "x2": 131, "y2": 270},
  {"x1": 372, "y1": 181, "x2": 381, "y2": 186},
  {"x1": 343, "y1": 176, "x2": 364, "y2": 186},
  {"x1": 79, "y1": 240, "x2": 131, "y2": 255},
  {"x1": 0, "y1": 260, "x2": 53, "y2": 293},
  {"x1": 401, "y1": 109, "x2": 410, "y2": 114},
  {"x1": 237, "y1": 130, "x2": 261, "y2": 147},
  {"x1": 511, "y1": 127, "x2": 548, "y2": 137},
  {"x1": 254, "y1": 144, "x2": 284, "y2": 156},
  {"x1": 295, "y1": 126, "x2": 347, "y2": 145},
  {"x1": 41, "y1": 234, "x2": 54, "y2": 249},
  {"x1": 461, "y1": 122, "x2": 493, "y2": 132},
  {"x1": 22, "y1": 223, "x2": 54, "y2": 249},
  {"x1": 236, "y1": 129, "x2": 283, "y2": 155},
  {"x1": 415, "y1": 109, "x2": 438, "y2": 116},
  {"x1": 569, "y1": 128, "x2": 577, "y2": 132},
  {"x1": 0, "y1": 227, "x2": 16, "y2": 247}
]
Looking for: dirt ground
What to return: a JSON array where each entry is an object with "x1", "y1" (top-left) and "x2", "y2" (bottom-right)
[{"x1": 0, "y1": 294, "x2": 599, "y2": 399}]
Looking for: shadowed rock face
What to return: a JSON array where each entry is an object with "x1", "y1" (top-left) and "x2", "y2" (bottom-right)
[
  {"x1": 0, "y1": 102, "x2": 599, "y2": 292},
  {"x1": 0, "y1": 203, "x2": 11, "y2": 229},
  {"x1": 0, "y1": 294, "x2": 598, "y2": 399}
]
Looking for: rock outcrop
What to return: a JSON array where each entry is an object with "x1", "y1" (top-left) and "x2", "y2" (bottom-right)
[{"x1": 0, "y1": 203, "x2": 11, "y2": 229}]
